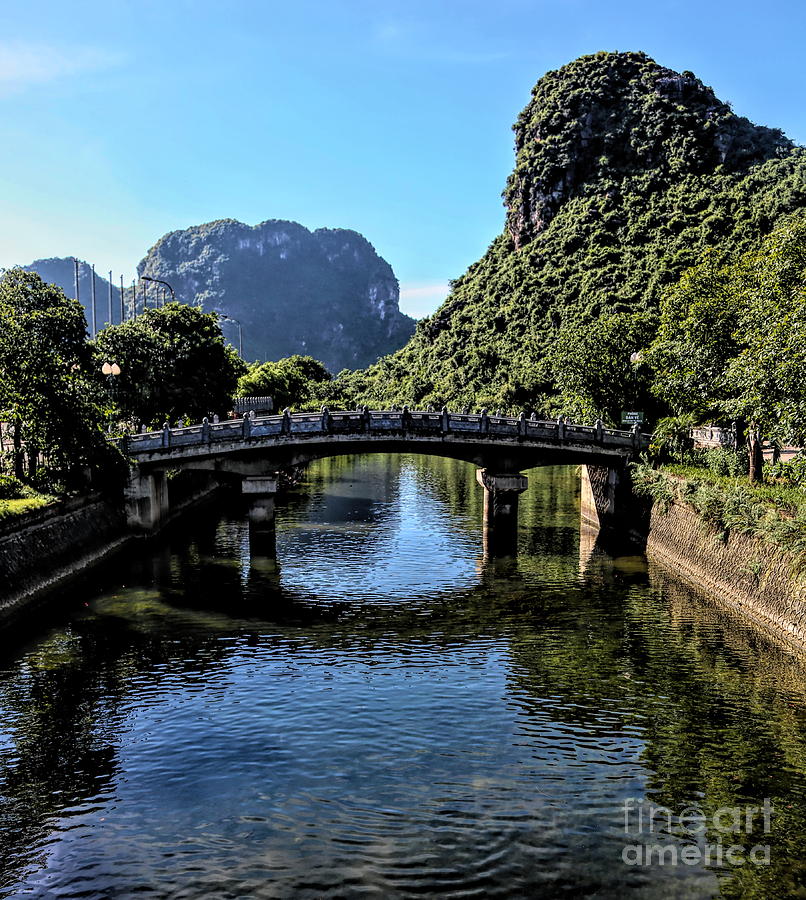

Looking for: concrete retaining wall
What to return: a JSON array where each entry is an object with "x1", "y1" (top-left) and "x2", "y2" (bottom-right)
[
  {"x1": 0, "y1": 477, "x2": 223, "y2": 624},
  {"x1": 645, "y1": 500, "x2": 806, "y2": 651},
  {"x1": 0, "y1": 496, "x2": 128, "y2": 623}
]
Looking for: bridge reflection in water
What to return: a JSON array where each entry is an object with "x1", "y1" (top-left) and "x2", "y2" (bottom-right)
[
  {"x1": 123, "y1": 408, "x2": 649, "y2": 557},
  {"x1": 3, "y1": 456, "x2": 804, "y2": 899}
]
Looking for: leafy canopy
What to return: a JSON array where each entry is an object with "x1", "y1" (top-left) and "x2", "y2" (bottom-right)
[
  {"x1": 93, "y1": 303, "x2": 246, "y2": 426},
  {"x1": 236, "y1": 355, "x2": 332, "y2": 410},
  {"x1": 0, "y1": 269, "x2": 117, "y2": 486},
  {"x1": 647, "y1": 220, "x2": 806, "y2": 443}
]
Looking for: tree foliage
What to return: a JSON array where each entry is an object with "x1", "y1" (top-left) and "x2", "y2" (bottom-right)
[
  {"x1": 548, "y1": 310, "x2": 658, "y2": 424},
  {"x1": 93, "y1": 304, "x2": 245, "y2": 426},
  {"x1": 0, "y1": 269, "x2": 117, "y2": 487},
  {"x1": 236, "y1": 355, "x2": 332, "y2": 410},
  {"x1": 648, "y1": 220, "x2": 806, "y2": 443}
]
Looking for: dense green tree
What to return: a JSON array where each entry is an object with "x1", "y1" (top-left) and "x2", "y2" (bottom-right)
[
  {"x1": 549, "y1": 310, "x2": 658, "y2": 424},
  {"x1": 0, "y1": 269, "x2": 115, "y2": 487},
  {"x1": 647, "y1": 220, "x2": 806, "y2": 443},
  {"x1": 236, "y1": 355, "x2": 332, "y2": 410},
  {"x1": 93, "y1": 304, "x2": 245, "y2": 426},
  {"x1": 646, "y1": 251, "x2": 743, "y2": 419},
  {"x1": 334, "y1": 52, "x2": 806, "y2": 414}
]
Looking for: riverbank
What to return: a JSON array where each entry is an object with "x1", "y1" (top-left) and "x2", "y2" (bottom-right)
[
  {"x1": 635, "y1": 465, "x2": 806, "y2": 652},
  {"x1": 0, "y1": 494, "x2": 129, "y2": 624},
  {"x1": 0, "y1": 475, "x2": 224, "y2": 626}
]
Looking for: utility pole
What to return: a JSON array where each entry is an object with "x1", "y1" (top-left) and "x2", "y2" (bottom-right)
[
  {"x1": 73, "y1": 257, "x2": 80, "y2": 306},
  {"x1": 131, "y1": 279, "x2": 136, "y2": 319},
  {"x1": 91, "y1": 265, "x2": 97, "y2": 337},
  {"x1": 120, "y1": 274, "x2": 125, "y2": 322},
  {"x1": 221, "y1": 314, "x2": 243, "y2": 357},
  {"x1": 108, "y1": 270, "x2": 113, "y2": 327}
]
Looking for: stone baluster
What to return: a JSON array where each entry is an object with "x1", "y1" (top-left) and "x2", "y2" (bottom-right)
[
  {"x1": 242, "y1": 413, "x2": 252, "y2": 439},
  {"x1": 362, "y1": 405, "x2": 371, "y2": 431},
  {"x1": 320, "y1": 405, "x2": 331, "y2": 433},
  {"x1": 557, "y1": 416, "x2": 565, "y2": 441},
  {"x1": 441, "y1": 406, "x2": 450, "y2": 433},
  {"x1": 162, "y1": 422, "x2": 171, "y2": 448},
  {"x1": 202, "y1": 416, "x2": 211, "y2": 443},
  {"x1": 518, "y1": 411, "x2": 527, "y2": 436},
  {"x1": 480, "y1": 408, "x2": 489, "y2": 435},
  {"x1": 402, "y1": 405, "x2": 411, "y2": 431},
  {"x1": 595, "y1": 418, "x2": 604, "y2": 443}
]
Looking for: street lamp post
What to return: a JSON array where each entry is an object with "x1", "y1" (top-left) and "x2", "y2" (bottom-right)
[
  {"x1": 141, "y1": 276, "x2": 176, "y2": 306},
  {"x1": 220, "y1": 314, "x2": 243, "y2": 357},
  {"x1": 101, "y1": 361, "x2": 122, "y2": 431}
]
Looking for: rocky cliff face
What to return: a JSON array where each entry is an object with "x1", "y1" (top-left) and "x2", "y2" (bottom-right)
[
  {"x1": 344, "y1": 51, "x2": 806, "y2": 410},
  {"x1": 503, "y1": 51, "x2": 791, "y2": 248},
  {"x1": 137, "y1": 219, "x2": 415, "y2": 371}
]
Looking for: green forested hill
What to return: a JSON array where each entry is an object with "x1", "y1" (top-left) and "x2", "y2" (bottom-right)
[{"x1": 340, "y1": 51, "x2": 806, "y2": 418}]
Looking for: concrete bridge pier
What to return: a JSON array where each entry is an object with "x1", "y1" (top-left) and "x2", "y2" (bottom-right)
[
  {"x1": 580, "y1": 464, "x2": 624, "y2": 532},
  {"x1": 242, "y1": 474, "x2": 279, "y2": 557},
  {"x1": 124, "y1": 469, "x2": 170, "y2": 530},
  {"x1": 476, "y1": 469, "x2": 529, "y2": 557}
]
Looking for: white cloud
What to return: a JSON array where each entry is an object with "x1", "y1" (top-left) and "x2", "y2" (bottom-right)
[
  {"x1": 399, "y1": 281, "x2": 451, "y2": 319},
  {"x1": 0, "y1": 41, "x2": 122, "y2": 94}
]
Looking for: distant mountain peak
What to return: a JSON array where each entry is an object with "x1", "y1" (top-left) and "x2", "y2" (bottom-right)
[
  {"x1": 504, "y1": 51, "x2": 792, "y2": 247},
  {"x1": 138, "y1": 218, "x2": 414, "y2": 369}
]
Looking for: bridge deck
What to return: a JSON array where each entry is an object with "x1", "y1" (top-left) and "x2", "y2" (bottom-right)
[{"x1": 123, "y1": 409, "x2": 649, "y2": 460}]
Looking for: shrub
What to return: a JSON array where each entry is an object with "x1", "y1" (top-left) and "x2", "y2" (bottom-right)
[
  {"x1": 704, "y1": 447, "x2": 749, "y2": 478},
  {"x1": 0, "y1": 475, "x2": 34, "y2": 500}
]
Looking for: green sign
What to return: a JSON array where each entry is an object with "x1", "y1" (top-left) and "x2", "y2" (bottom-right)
[{"x1": 621, "y1": 410, "x2": 644, "y2": 425}]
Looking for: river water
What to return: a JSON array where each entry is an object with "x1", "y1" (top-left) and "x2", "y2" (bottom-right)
[{"x1": 2, "y1": 455, "x2": 806, "y2": 899}]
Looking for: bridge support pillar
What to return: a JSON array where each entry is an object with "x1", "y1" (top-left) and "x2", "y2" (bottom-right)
[
  {"x1": 242, "y1": 475, "x2": 279, "y2": 522},
  {"x1": 580, "y1": 464, "x2": 623, "y2": 531},
  {"x1": 124, "y1": 469, "x2": 169, "y2": 531},
  {"x1": 242, "y1": 475, "x2": 279, "y2": 557},
  {"x1": 476, "y1": 469, "x2": 528, "y2": 557}
]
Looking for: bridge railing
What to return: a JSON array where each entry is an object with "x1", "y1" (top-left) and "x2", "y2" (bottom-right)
[{"x1": 122, "y1": 408, "x2": 650, "y2": 454}]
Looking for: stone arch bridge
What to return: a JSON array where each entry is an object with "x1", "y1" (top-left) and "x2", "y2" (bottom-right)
[{"x1": 123, "y1": 408, "x2": 650, "y2": 555}]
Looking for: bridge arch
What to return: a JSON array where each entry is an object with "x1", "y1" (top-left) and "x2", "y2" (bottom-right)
[{"x1": 123, "y1": 409, "x2": 649, "y2": 555}]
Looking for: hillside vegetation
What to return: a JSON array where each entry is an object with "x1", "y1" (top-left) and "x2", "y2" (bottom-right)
[{"x1": 338, "y1": 52, "x2": 806, "y2": 419}]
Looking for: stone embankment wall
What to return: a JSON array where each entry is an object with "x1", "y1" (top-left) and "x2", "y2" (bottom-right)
[
  {"x1": 645, "y1": 500, "x2": 806, "y2": 651},
  {"x1": 0, "y1": 476, "x2": 222, "y2": 624},
  {"x1": 0, "y1": 496, "x2": 128, "y2": 623}
]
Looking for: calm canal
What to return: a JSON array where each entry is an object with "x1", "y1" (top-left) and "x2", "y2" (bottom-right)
[{"x1": 1, "y1": 455, "x2": 806, "y2": 898}]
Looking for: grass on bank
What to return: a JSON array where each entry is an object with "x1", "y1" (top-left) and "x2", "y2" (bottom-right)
[
  {"x1": 632, "y1": 460, "x2": 806, "y2": 576},
  {"x1": 0, "y1": 475, "x2": 57, "y2": 522},
  {"x1": 664, "y1": 464, "x2": 806, "y2": 517},
  {"x1": 0, "y1": 495, "x2": 55, "y2": 521}
]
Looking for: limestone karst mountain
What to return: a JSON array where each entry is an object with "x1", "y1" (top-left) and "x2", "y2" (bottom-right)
[
  {"x1": 344, "y1": 51, "x2": 806, "y2": 410},
  {"x1": 24, "y1": 220, "x2": 415, "y2": 372},
  {"x1": 136, "y1": 219, "x2": 415, "y2": 371},
  {"x1": 22, "y1": 258, "x2": 123, "y2": 331}
]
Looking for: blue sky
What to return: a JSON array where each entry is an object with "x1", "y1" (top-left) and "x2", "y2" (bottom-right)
[{"x1": 0, "y1": 0, "x2": 804, "y2": 318}]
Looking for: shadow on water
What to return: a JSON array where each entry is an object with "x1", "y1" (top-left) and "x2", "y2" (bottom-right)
[{"x1": 1, "y1": 455, "x2": 806, "y2": 897}]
